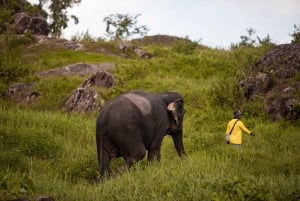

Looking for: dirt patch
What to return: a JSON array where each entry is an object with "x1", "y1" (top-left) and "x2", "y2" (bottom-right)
[{"x1": 37, "y1": 63, "x2": 115, "y2": 77}]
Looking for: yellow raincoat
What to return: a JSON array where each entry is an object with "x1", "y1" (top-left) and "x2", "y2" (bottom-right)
[{"x1": 226, "y1": 119, "x2": 251, "y2": 145}]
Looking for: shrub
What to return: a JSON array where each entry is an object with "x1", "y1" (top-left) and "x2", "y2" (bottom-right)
[
  {"x1": 172, "y1": 39, "x2": 198, "y2": 54},
  {"x1": 208, "y1": 78, "x2": 244, "y2": 109},
  {"x1": 209, "y1": 176, "x2": 274, "y2": 201},
  {"x1": 65, "y1": 155, "x2": 98, "y2": 183},
  {"x1": 0, "y1": 129, "x2": 27, "y2": 170},
  {"x1": 0, "y1": 172, "x2": 36, "y2": 200},
  {"x1": 20, "y1": 129, "x2": 63, "y2": 160},
  {"x1": 0, "y1": 128, "x2": 62, "y2": 161},
  {"x1": 0, "y1": 55, "x2": 29, "y2": 94}
]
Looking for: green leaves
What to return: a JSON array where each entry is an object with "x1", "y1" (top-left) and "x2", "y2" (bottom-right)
[
  {"x1": 0, "y1": 172, "x2": 36, "y2": 200},
  {"x1": 103, "y1": 13, "x2": 149, "y2": 40}
]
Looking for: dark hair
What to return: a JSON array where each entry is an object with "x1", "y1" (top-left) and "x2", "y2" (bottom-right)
[{"x1": 233, "y1": 109, "x2": 242, "y2": 118}]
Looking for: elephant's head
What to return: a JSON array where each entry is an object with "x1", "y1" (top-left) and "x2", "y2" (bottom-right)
[{"x1": 166, "y1": 98, "x2": 185, "y2": 157}]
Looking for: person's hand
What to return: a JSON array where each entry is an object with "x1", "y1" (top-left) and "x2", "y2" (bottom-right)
[{"x1": 250, "y1": 132, "x2": 255, "y2": 136}]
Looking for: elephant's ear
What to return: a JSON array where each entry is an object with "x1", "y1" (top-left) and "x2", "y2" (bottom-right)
[{"x1": 167, "y1": 99, "x2": 182, "y2": 125}]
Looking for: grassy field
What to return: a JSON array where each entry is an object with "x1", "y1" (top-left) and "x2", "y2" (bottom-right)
[{"x1": 0, "y1": 36, "x2": 299, "y2": 201}]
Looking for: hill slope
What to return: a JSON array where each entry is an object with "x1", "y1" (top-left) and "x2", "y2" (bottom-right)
[{"x1": 0, "y1": 35, "x2": 299, "y2": 201}]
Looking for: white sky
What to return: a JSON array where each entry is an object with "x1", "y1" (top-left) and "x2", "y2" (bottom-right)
[{"x1": 29, "y1": 0, "x2": 300, "y2": 48}]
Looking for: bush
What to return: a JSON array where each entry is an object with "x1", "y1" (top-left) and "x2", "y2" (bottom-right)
[
  {"x1": 65, "y1": 155, "x2": 98, "y2": 183},
  {"x1": 209, "y1": 176, "x2": 274, "y2": 201},
  {"x1": 172, "y1": 39, "x2": 198, "y2": 54},
  {"x1": 208, "y1": 78, "x2": 244, "y2": 109},
  {"x1": 20, "y1": 129, "x2": 63, "y2": 160},
  {"x1": 0, "y1": 128, "x2": 62, "y2": 161},
  {"x1": 0, "y1": 172, "x2": 36, "y2": 200},
  {"x1": 0, "y1": 56, "x2": 29, "y2": 94}
]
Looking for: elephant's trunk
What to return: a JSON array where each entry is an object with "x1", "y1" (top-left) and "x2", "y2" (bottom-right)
[{"x1": 172, "y1": 133, "x2": 185, "y2": 157}]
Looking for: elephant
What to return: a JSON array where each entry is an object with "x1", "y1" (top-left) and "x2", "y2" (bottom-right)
[{"x1": 96, "y1": 90, "x2": 185, "y2": 176}]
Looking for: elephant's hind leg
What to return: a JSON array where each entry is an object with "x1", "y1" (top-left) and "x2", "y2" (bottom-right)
[
  {"x1": 124, "y1": 145, "x2": 146, "y2": 169},
  {"x1": 100, "y1": 148, "x2": 111, "y2": 176}
]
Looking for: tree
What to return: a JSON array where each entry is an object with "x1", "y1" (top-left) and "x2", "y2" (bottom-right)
[
  {"x1": 230, "y1": 28, "x2": 274, "y2": 49},
  {"x1": 103, "y1": 13, "x2": 149, "y2": 40},
  {"x1": 38, "y1": 0, "x2": 80, "y2": 38},
  {"x1": 290, "y1": 24, "x2": 300, "y2": 44},
  {"x1": 239, "y1": 28, "x2": 257, "y2": 47}
]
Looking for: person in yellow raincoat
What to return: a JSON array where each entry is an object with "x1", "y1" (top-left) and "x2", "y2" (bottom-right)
[{"x1": 226, "y1": 110, "x2": 255, "y2": 147}]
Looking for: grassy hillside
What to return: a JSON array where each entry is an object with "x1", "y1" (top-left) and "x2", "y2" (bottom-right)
[{"x1": 0, "y1": 36, "x2": 299, "y2": 201}]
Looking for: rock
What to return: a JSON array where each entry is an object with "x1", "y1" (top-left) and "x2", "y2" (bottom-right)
[
  {"x1": 38, "y1": 63, "x2": 115, "y2": 77},
  {"x1": 241, "y1": 43, "x2": 300, "y2": 121},
  {"x1": 119, "y1": 42, "x2": 152, "y2": 58},
  {"x1": 35, "y1": 195, "x2": 55, "y2": 201},
  {"x1": 63, "y1": 87, "x2": 99, "y2": 112},
  {"x1": 134, "y1": 47, "x2": 152, "y2": 59},
  {"x1": 5, "y1": 83, "x2": 40, "y2": 103},
  {"x1": 63, "y1": 71, "x2": 112, "y2": 113},
  {"x1": 14, "y1": 12, "x2": 49, "y2": 35},
  {"x1": 63, "y1": 41, "x2": 85, "y2": 51},
  {"x1": 81, "y1": 71, "x2": 114, "y2": 88},
  {"x1": 131, "y1": 34, "x2": 193, "y2": 46}
]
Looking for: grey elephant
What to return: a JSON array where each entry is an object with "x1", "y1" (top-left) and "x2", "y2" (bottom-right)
[{"x1": 96, "y1": 90, "x2": 185, "y2": 176}]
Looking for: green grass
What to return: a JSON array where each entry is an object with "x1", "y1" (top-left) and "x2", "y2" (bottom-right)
[{"x1": 0, "y1": 38, "x2": 299, "y2": 201}]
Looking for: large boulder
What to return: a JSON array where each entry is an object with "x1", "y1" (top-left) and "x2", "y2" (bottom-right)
[
  {"x1": 14, "y1": 12, "x2": 49, "y2": 35},
  {"x1": 81, "y1": 71, "x2": 114, "y2": 88},
  {"x1": 63, "y1": 87, "x2": 100, "y2": 112},
  {"x1": 241, "y1": 44, "x2": 300, "y2": 121},
  {"x1": 63, "y1": 71, "x2": 114, "y2": 113}
]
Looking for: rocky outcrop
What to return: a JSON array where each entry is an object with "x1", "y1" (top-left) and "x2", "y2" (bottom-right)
[
  {"x1": 81, "y1": 71, "x2": 114, "y2": 88},
  {"x1": 5, "y1": 63, "x2": 115, "y2": 112},
  {"x1": 119, "y1": 42, "x2": 152, "y2": 58},
  {"x1": 14, "y1": 12, "x2": 49, "y2": 35},
  {"x1": 5, "y1": 83, "x2": 40, "y2": 103},
  {"x1": 38, "y1": 63, "x2": 115, "y2": 77},
  {"x1": 63, "y1": 71, "x2": 114, "y2": 113},
  {"x1": 132, "y1": 35, "x2": 193, "y2": 46},
  {"x1": 241, "y1": 44, "x2": 300, "y2": 121},
  {"x1": 63, "y1": 87, "x2": 100, "y2": 112}
]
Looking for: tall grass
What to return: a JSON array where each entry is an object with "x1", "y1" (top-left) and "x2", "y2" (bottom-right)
[
  {"x1": 1, "y1": 101, "x2": 299, "y2": 200},
  {"x1": 0, "y1": 41, "x2": 299, "y2": 200}
]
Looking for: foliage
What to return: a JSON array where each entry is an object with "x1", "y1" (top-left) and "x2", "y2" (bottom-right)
[
  {"x1": 171, "y1": 38, "x2": 199, "y2": 55},
  {"x1": 71, "y1": 30, "x2": 96, "y2": 42},
  {"x1": 290, "y1": 24, "x2": 300, "y2": 44},
  {"x1": 38, "y1": 0, "x2": 80, "y2": 38},
  {"x1": 0, "y1": 0, "x2": 47, "y2": 34},
  {"x1": 0, "y1": 31, "x2": 299, "y2": 200},
  {"x1": 0, "y1": 31, "x2": 35, "y2": 94},
  {"x1": 0, "y1": 0, "x2": 80, "y2": 38},
  {"x1": 0, "y1": 128, "x2": 63, "y2": 167},
  {"x1": 103, "y1": 13, "x2": 149, "y2": 40},
  {"x1": 230, "y1": 28, "x2": 275, "y2": 49},
  {"x1": 209, "y1": 176, "x2": 274, "y2": 201},
  {"x1": 0, "y1": 172, "x2": 36, "y2": 200}
]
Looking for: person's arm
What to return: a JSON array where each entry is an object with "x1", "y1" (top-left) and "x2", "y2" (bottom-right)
[{"x1": 239, "y1": 121, "x2": 252, "y2": 135}]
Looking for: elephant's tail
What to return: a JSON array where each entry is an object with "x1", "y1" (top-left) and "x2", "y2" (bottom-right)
[{"x1": 96, "y1": 122, "x2": 106, "y2": 176}]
